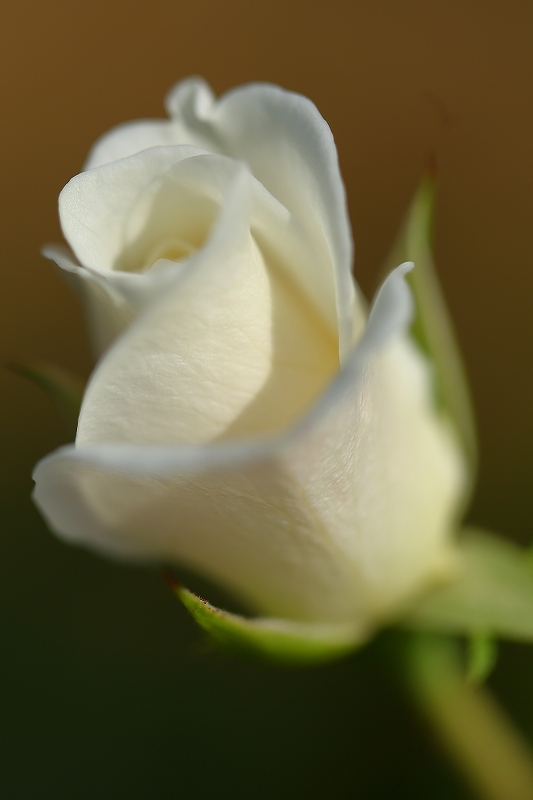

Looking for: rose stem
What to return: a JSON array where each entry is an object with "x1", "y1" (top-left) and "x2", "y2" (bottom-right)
[{"x1": 401, "y1": 632, "x2": 533, "y2": 800}]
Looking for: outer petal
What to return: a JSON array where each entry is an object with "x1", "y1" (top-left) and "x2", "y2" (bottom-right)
[
  {"x1": 280, "y1": 265, "x2": 465, "y2": 620},
  {"x1": 33, "y1": 266, "x2": 464, "y2": 627},
  {"x1": 84, "y1": 120, "x2": 197, "y2": 171},
  {"x1": 84, "y1": 78, "x2": 361, "y2": 357},
  {"x1": 167, "y1": 80, "x2": 357, "y2": 356}
]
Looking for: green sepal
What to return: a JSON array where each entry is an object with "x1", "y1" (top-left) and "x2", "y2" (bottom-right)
[
  {"x1": 465, "y1": 632, "x2": 498, "y2": 684},
  {"x1": 8, "y1": 361, "x2": 84, "y2": 439},
  {"x1": 384, "y1": 171, "x2": 477, "y2": 476},
  {"x1": 171, "y1": 583, "x2": 365, "y2": 666},
  {"x1": 402, "y1": 528, "x2": 533, "y2": 642}
]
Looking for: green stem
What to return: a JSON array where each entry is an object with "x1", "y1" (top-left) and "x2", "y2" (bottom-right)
[{"x1": 403, "y1": 633, "x2": 533, "y2": 800}]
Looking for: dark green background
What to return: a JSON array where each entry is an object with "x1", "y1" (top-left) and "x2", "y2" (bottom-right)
[{"x1": 1, "y1": 1, "x2": 533, "y2": 796}]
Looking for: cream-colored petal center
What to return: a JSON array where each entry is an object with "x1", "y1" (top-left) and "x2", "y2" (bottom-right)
[{"x1": 141, "y1": 236, "x2": 197, "y2": 270}]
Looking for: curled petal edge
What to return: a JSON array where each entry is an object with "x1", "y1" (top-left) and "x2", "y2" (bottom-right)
[
  {"x1": 43, "y1": 158, "x2": 258, "y2": 355},
  {"x1": 42, "y1": 244, "x2": 135, "y2": 356},
  {"x1": 47, "y1": 147, "x2": 346, "y2": 354}
]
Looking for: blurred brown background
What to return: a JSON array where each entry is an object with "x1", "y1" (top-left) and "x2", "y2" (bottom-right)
[{"x1": 0, "y1": 1, "x2": 532, "y2": 798}]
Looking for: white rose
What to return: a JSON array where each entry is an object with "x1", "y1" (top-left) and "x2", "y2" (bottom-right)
[{"x1": 34, "y1": 79, "x2": 466, "y2": 653}]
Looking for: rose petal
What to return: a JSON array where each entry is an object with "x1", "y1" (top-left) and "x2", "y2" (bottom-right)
[
  {"x1": 60, "y1": 145, "x2": 207, "y2": 271},
  {"x1": 83, "y1": 78, "x2": 361, "y2": 357},
  {"x1": 33, "y1": 266, "x2": 463, "y2": 626},
  {"x1": 74, "y1": 163, "x2": 339, "y2": 446},
  {"x1": 56, "y1": 144, "x2": 347, "y2": 354},
  {"x1": 84, "y1": 120, "x2": 199, "y2": 171},
  {"x1": 169, "y1": 80, "x2": 356, "y2": 355}
]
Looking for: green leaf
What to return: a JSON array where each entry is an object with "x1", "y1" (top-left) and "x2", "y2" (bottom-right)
[
  {"x1": 171, "y1": 582, "x2": 365, "y2": 666},
  {"x1": 402, "y1": 528, "x2": 533, "y2": 642},
  {"x1": 8, "y1": 361, "x2": 84, "y2": 439},
  {"x1": 383, "y1": 171, "x2": 477, "y2": 476}
]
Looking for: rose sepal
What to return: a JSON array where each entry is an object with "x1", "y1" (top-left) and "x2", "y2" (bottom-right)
[
  {"x1": 383, "y1": 171, "x2": 477, "y2": 481},
  {"x1": 169, "y1": 580, "x2": 365, "y2": 666},
  {"x1": 402, "y1": 528, "x2": 533, "y2": 642},
  {"x1": 8, "y1": 360, "x2": 84, "y2": 439}
]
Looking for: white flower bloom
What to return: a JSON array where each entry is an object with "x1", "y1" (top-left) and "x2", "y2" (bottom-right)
[{"x1": 34, "y1": 79, "x2": 466, "y2": 643}]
